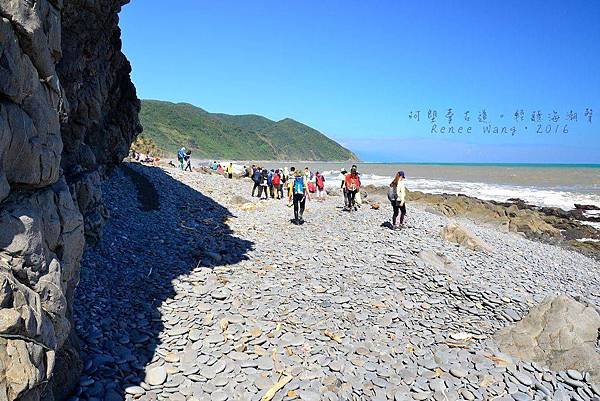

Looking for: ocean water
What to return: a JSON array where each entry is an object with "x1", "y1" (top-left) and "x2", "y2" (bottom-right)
[{"x1": 259, "y1": 162, "x2": 600, "y2": 211}]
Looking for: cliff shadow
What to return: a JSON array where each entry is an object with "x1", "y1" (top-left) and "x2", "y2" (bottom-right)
[{"x1": 71, "y1": 162, "x2": 253, "y2": 400}]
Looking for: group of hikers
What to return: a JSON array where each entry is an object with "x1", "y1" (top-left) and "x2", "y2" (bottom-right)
[
  {"x1": 246, "y1": 165, "x2": 329, "y2": 224},
  {"x1": 209, "y1": 161, "x2": 234, "y2": 178},
  {"x1": 247, "y1": 166, "x2": 326, "y2": 200},
  {"x1": 249, "y1": 164, "x2": 407, "y2": 228},
  {"x1": 175, "y1": 149, "x2": 236, "y2": 178},
  {"x1": 242, "y1": 164, "x2": 407, "y2": 226},
  {"x1": 171, "y1": 146, "x2": 407, "y2": 228},
  {"x1": 129, "y1": 150, "x2": 160, "y2": 165}
]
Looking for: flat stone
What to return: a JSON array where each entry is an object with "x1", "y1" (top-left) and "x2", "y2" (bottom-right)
[
  {"x1": 511, "y1": 392, "x2": 531, "y2": 401},
  {"x1": 170, "y1": 326, "x2": 190, "y2": 336},
  {"x1": 566, "y1": 369, "x2": 584, "y2": 381},
  {"x1": 333, "y1": 296, "x2": 351, "y2": 304},
  {"x1": 563, "y1": 377, "x2": 584, "y2": 388},
  {"x1": 257, "y1": 355, "x2": 274, "y2": 370},
  {"x1": 228, "y1": 351, "x2": 250, "y2": 361},
  {"x1": 280, "y1": 332, "x2": 305, "y2": 346},
  {"x1": 299, "y1": 390, "x2": 321, "y2": 401},
  {"x1": 189, "y1": 329, "x2": 202, "y2": 341},
  {"x1": 206, "y1": 333, "x2": 226, "y2": 344},
  {"x1": 450, "y1": 367, "x2": 467, "y2": 378},
  {"x1": 211, "y1": 289, "x2": 230, "y2": 300},
  {"x1": 182, "y1": 364, "x2": 200, "y2": 376},
  {"x1": 125, "y1": 386, "x2": 145, "y2": 395},
  {"x1": 412, "y1": 391, "x2": 432, "y2": 401},
  {"x1": 504, "y1": 308, "x2": 521, "y2": 321},
  {"x1": 164, "y1": 352, "x2": 180, "y2": 363},
  {"x1": 512, "y1": 371, "x2": 533, "y2": 387},
  {"x1": 211, "y1": 390, "x2": 228, "y2": 401},
  {"x1": 105, "y1": 389, "x2": 121, "y2": 401},
  {"x1": 169, "y1": 393, "x2": 186, "y2": 401},
  {"x1": 254, "y1": 376, "x2": 273, "y2": 390},
  {"x1": 429, "y1": 379, "x2": 445, "y2": 392},
  {"x1": 459, "y1": 389, "x2": 475, "y2": 400},
  {"x1": 394, "y1": 391, "x2": 411, "y2": 401},
  {"x1": 145, "y1": 365, "x2": 167, "y2": 386}
]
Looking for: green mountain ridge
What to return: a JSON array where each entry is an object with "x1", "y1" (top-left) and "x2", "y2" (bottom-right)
[{"x1": 139, "y1": 99, "x2": 358, "y2": 161}]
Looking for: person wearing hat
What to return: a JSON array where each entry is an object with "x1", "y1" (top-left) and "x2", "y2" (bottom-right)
[
  {"x1": 340, "y1": 168, "x2": 349, "y2": 209},
  {"x1": 389, "y1": 171, "x2": 407, "y2": 228}
]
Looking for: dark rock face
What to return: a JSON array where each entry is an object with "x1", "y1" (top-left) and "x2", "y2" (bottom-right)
[
  {"x1": 58, "y1": 0, "x2": 142, "y2": 243},
  {"x1": 0, "y1": 0, "x2": 140, "y2": 399}
]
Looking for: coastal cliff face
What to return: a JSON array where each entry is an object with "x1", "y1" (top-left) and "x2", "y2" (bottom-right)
[{"x1": 0, "y1": 0, "x2": 140, "y2": 399}]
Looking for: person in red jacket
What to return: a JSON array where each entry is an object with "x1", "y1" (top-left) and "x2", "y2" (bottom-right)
[
  {"x1": 272, "y1": 169, "x2": 282, "y2": 199},
  {"x1": 344, "y1": 166, "x2": 361, "y2": 211}
]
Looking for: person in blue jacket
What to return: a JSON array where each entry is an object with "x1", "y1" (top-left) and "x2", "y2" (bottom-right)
[
  {"x1": 251, "y1": 167, "x2": 262, "y2": 197},
  {"x1": 177, "y1": 147, "x2": 186, "y2": 170}
]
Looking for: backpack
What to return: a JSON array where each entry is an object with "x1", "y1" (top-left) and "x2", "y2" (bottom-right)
[
  {"x1": 273, "y1": 174, "x2": 281, "y2": 186},
  {"x1": 316, "y1": 175, "x2": 324, "y2": 190},
  {"x1": 387, "y1": 186, "x2": 398, "y2": 202},
  {"x1": 348, "y1": 176, "x2": 359, "y2": 191},
  {"x1": 293, "y1": 176, "x2": 305, "y2": 194},
  {"x1": 307, "y1": 182, "x2": 316, "y2": 193}
]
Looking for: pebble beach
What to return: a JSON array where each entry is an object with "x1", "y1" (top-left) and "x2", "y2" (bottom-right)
[{"x1": 73, "y1": 162, "x2": 600, "y2": 401}]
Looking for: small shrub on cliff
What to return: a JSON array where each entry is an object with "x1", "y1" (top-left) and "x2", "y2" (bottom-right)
[{"x1": 131, "y1": 136, "x2": 163, "y2": 157}]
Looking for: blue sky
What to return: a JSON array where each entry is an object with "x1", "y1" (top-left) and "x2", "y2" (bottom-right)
[{"x1": 120, "y1": 1, "x2": 599, "y2": 163}]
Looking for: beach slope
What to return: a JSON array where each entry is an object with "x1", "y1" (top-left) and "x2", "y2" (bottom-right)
[{"x1": 74, "y1": 163, "x2": 600, "y2": 400}]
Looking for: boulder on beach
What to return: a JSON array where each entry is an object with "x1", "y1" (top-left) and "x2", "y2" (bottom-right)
[
  {"x1": 239, "y1": 202, "x2": 257, "y2": 211},
  {"x1": 441, "y1": 222, "x2": 491, "y2": 252},
  {"x1": 230, "y1": 195, "x2": 250, "y2": 205},
  {"x1": 409, "y1": 191, "x2": 561, "y2": 239},
  {"x1": 494, "y1": 294, "x2": 600, "y2": 383},
  {"x1": 418, "y1": 250, "x2": 458, "y2": 274}
]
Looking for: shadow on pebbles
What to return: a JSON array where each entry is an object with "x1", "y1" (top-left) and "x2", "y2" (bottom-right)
[{"x1": 71, "y1": 163, "x2": 600, "y2": 401}]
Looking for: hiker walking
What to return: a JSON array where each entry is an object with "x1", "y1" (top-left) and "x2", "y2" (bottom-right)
[
  {"x1": 259, "y1": 168, "x2": 269, "y2": 200},
  {"x1": 286, "y1": 167, "x2": 295, "y2": 206},
  {"x1": 289, "y1": 167, "x2": 309, "y2": 224},
  {"x1": 388, "y1": 171, "x2": 407, "y2": 229},
  {"x1": 226, "y1": 162, "x2": 234, "y2": 179},
  {"x1": 344, "y1": 166, "x2": 361, "y2": 211},
  {"x1": 315, "y1": 171, "x2": 326, "y2": 200},
  {"x1": 267, "y1": 169, "x2": 275, "y2": 198},
  {"x1": 273, "y1": 169, "x2": 282, "y2": 199},
  {"x1": 304, "y1": 167, "x2": 313, "y2": 184},
  {"x1": 251, "y1": 167, "x2": 261, "y2": 197},
  {"x1": 340, "y1": 168, "x2": 349, "y2": 208},
  {"x1": 183, "y1": 149, "x2": 192, "y2": 171},
  {"x1": 279, "y1": 168, "x2": 286, "y2": 199},
  {"x1": 177, "y1": 147, "x2": 186, "y2": 170}
]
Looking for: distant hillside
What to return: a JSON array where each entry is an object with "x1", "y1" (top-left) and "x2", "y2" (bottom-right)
[{"x1": 139, "y1": 100, "x2": 358, "y2": 161}]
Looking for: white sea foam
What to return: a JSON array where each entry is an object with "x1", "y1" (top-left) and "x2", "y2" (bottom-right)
[
  {"x1": 582, "y1": 221, "x2": 600, "y2": 230},
  {"x1": 322, "y1": 171, "x2": 600, "y2": 211},
  {"x1": 575, "y1": 238, "x2": 600, "y2": 243}
]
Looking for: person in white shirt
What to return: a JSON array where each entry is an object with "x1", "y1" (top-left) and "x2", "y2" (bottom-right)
[{"x1": 389, "y1": 171, "x2": 406, "y2": 228}]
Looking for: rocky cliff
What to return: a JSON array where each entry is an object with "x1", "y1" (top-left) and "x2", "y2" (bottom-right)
[{"x1": 0, "y1": 0, "x2": 140, "y2": 399}]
